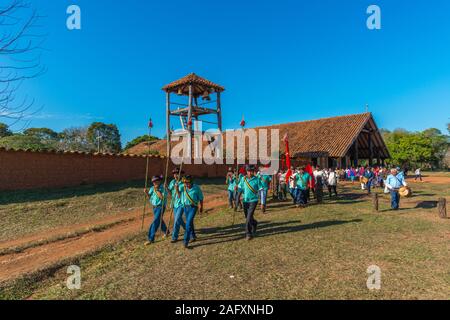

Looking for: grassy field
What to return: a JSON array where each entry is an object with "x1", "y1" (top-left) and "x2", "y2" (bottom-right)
[
  {"x1": 0, "y1": 173, "x2": 449, "y2": 300},
  {"x1": 0, "y1": 178, "x2": 225, "y2": 242}
]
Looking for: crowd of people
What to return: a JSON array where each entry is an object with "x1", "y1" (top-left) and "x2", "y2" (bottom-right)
[{"x1": 144, "y1": 163, "x2": 415, "y2": 248}]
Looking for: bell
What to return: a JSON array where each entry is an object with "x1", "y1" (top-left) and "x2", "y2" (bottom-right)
[
  {"x1": 202, "y1": 91, "x2": 211, "y2": 101},
  {"x1": 177, "y1": 88, "x2": 183, "y2": 96}
]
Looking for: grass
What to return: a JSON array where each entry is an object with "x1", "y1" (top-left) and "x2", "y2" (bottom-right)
[
  {"x1": 0, "y1": 178, "x2": 225, "y2": 242},
  {"x1": 1, "y1": 173, "x2": 449, "y2": 300}
]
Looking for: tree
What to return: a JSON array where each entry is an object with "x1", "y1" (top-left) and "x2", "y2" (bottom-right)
[
  {"x1": 58, "y1": 127, "x2": 94, "y2": 152},
  {"x1": 124, "y1": 135, "x2": 159, "y2": 151},
  {"x1": 86, "y1": 122, "x2": 122, "y2": 153},
  {"x1": 0, "y1": 123, "x2": 13, "y2": 137},
  {"x1": 0, "y1": 134, "x2": 48, "y2": 151},
  {"x1": 0, "y1": 0, "x2": 46, "y2": 129},
  {"x1": 24, "y1": 127, "x2": 58, "y2": 140},
  {"x1": 383, "y1": 128, "x2": 449, "y2": 169}
]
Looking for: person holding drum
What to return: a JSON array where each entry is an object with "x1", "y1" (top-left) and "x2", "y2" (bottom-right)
[{"x1": 385, "y1": 168, "x2": 408, "y2": 210}]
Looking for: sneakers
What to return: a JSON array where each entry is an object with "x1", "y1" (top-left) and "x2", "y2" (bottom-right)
[{"x1": 144, "y1": 240, "x2": 154, "y2": 246}]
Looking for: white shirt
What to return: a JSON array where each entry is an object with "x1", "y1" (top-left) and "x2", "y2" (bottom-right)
[{"x1": 327, "y1": 172, "x2": 337, "y2": 186}]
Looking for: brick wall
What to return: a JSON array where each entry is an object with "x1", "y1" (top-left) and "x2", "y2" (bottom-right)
[{"x1": 0, "y1": 149, "x2": 229, "y2": 191}]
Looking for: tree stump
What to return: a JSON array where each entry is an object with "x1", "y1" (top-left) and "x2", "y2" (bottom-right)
[
  {"x1": 372, "y1": 193, "x2": 379, "y2": 212},
  {"x1": 438, "y1": 198, "x2": 447, "y2": 219}
]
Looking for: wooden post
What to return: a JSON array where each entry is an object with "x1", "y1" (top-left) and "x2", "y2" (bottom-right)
[
  {"x1": 372, "y1": 193, "x2": 379, "y2": 212},
  {"x1": 438, "y1": 198, "x2": 447, "y2": 219},
  {"x1": 354, "y1": 139, "x2": 359, "y2": 167},
  {"x1": 368, "y1": 132, "x2": 373, "y2": 166},
  {"x1": 166, "y1": 92, "x2": 171, "y2": 158},
  {"x1": 217, "y1": 92, "x2": 222, "y2": 132},
  {"x1": 187, "y1": 85, "x2": 193, "y2": 160}
]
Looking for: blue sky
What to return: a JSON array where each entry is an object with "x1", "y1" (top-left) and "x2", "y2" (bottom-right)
[{"x1": 17, "y1": 0, "x2": 450, "y2": 143}]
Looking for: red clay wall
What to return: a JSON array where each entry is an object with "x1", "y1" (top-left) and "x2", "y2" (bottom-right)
[{"x1": 0, "y1": 149, "x2": 229, "y2": 191}]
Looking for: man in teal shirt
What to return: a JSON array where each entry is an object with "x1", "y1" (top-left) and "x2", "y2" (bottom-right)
[
  {"x1": 258, "y1": 170, "x2": 272, "y2": 213},
  {"x1": 168, "y1": 168, "x2": 193, "y2": 243},
  {"x1": 180, "y1": 175, "x2": 204, "y2": 249},
  {"x1": 234, "y1": 168, "x2": 245, "y2": 212},
  {"x1": 226, "y1": 168, "x2": 236, "y2": 209},
  {"x1": 144, "y1": 175, "x2": 168, "y2": 245},
  {"x1": 295, "y1": 168, "x2": 311, "y2": 207},
  {"x1": 238, "y1": 165, "x2": 263, "y2": 240}
]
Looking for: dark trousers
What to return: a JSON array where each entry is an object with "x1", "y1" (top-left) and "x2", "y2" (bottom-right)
[
  {"x1": 243, "y1": 201, "x2": 258, "y2": 236},
  {"x1": 296, "y1": 189, "x2": 308, "y2": 205},
  {"x1": 328, "y1": 185, "x2": 337, "y2": 197}
]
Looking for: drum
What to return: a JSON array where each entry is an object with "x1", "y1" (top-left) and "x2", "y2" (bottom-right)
[
  {"x1": 399, "y1": 186, "x2": 412, "y2": 198},
  {"x1": 361, "y1": 177, "x2": 369, "y2": 184}
]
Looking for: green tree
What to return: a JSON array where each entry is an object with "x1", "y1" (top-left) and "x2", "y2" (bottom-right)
[
  {"x1": 0, "y1": 134, "x2": 49, "y2": 151},
  {"x1": 124, "y1": 135, "x2": 159, "y2": 151},
  {"x1": 59, "y1": 127, "x2": 94, "y2": 152},
  {"x1": 0, "y1": 123, "x2": 13, "y2": 138},
  {"x1": 86, "y1": 122, "x2": 122, "y2": 153},
  {"x1": 24, "y1": 128, "x2": 59, "y2": 140}
]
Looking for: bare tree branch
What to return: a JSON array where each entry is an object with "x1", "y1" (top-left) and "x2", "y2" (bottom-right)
[{"x1": 0, "y1": 0, "x2": 46, "y2": 130}]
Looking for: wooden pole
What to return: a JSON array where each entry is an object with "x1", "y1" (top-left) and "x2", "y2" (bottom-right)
[
  {"x1": 438, "y1": 198, "x2": 447, "y2": 219},
  {"x1": 217, "y1": 92, "x2": 222, "y2": 132},
  {"x1": 141, "y1": 126, "x2": 152, "y2": 231},
  {"x1": 372, "y1": 193, "x2": 379, "y2": 212},
  {"x1": 166, "y1": 92, "x2": 171, "y2": 158}
]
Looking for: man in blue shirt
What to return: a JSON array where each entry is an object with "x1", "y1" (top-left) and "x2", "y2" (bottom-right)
[
  {"x1": 238, "y1": 165, "x2": 263, "y2": 240},
  {"x1": 180, "y1": 175, "x2": 204, "y2": 249},
  {"x1": 363, "y1": 167, "x2": 375, "y2": 194},
  {"x1": 385, "y1": 168, "x2": 408, "y2": 210},
  {"x1": 144, "y1": 175, "x2": 168, "y2": 245}
]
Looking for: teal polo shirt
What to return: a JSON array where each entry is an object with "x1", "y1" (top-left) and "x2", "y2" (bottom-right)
[
  {"x1": 238, "y1": 176, "x2": 263, "y2": 203},
  {"x1": 148, "y1": 185, "x2": 167, "y2": 207},
  {"x1": 180, "y1": 184, "x2": 204, "y2": 207},
  {"x1": 168, "y1": 179, "x2": 184, "y2": 208}
]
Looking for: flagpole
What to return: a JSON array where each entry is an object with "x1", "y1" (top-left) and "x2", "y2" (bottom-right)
[{"x1": 141, "y1": 119, "x2": 153, "y2": 231}]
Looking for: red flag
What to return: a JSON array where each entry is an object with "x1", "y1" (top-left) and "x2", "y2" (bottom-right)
[
  {"x1": 284, "y1": 133, "x2": 293, "y2": 181},
  {"x1": 148, "y1": 118, "x2": 153, "y2": 129},
  {"x1": 240, "y1": 115, "x2": 246, "y2": 128},
  {"x1": 305, "y1": 164, "x2": 315, "y2": 189}
]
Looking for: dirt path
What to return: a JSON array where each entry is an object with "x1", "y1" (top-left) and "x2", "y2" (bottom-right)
[{"x1": 0, "y1": 195, "x2": 227, "y2": 284}]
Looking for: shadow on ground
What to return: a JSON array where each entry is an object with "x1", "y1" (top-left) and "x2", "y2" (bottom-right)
[{"x1": 192, "y1": 219, "x2": 362, "y2": 248}]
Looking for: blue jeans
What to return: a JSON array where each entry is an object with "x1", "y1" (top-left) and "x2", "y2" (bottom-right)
[
  {"x1": 290, "y1": 188, "x2": 298, "y2": 204},
  {"x1": 172, "y1": 206, "x2": 186, "y2": 241},
  {"x1": 148, "y1": 206, "x2": 167, "y2": 242},
  {"x1": 259, "y1": 189, "x2": 268, "y2": 205},
  {"x1": 390, "y1": 190, "x2": 400, "y2": 210},
  {"x1": 227, "y1": 190, "x2": 235, "y2": 207},
  {"x1": 184, "y1": 205, "x2": 198, "y2": 245}
]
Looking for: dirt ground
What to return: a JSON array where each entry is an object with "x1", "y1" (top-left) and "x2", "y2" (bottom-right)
[{"x1": 0, "y1": 194, "x2": 227, "y2": 283}]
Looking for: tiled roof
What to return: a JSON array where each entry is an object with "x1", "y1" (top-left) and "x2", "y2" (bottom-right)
[
  {"x1": 146, "y1": 113, "x2": 386, "y2": 159},
  {"x1": 162, "y1": 73, "x2": 225, "y2": 94},
  {"x1": 256, "y1": 112, "x2": 373, "y2": 158}
]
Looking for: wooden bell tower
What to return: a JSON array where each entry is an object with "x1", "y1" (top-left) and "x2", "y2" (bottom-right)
[{"x1": 162, "y1": 73, "x2": 225, "y2": 158}]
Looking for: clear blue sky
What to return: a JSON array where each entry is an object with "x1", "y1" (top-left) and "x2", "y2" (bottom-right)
[{"x1": 21, "y1": 0, "x2": 450, "y2": 143}]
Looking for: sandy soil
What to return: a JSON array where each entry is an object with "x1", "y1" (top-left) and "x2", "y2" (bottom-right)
[{"x1": 0, "y1": 194, "x2": 227, "y2": 284}]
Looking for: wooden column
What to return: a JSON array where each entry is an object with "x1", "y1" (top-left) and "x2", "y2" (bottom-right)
[
  {"x1": 368, "y1": 132, "x2": 373, "y2": 166},
  {"x1": 217, "y1": 92, "x2": 222, "y2": 132},
  {"x1": 187, "y1": 85, "x2": 193, "y2": 160},
  {"x1": 438, "y1": 198, "x2": 447, "y2": 219},
  {"x1": 166, "y1": 92, "x2": 171, "y2": 158},
  {"x1": 354, "y1": 139, "x2": 359, "y2": 167}
]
